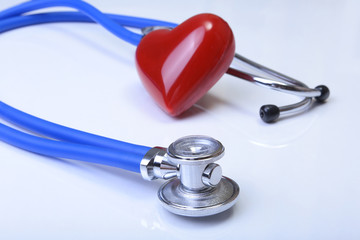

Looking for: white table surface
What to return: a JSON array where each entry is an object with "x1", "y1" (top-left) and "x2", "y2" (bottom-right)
[{"x1": 0, "y1": 0, "x2": 359, "y2": 239}]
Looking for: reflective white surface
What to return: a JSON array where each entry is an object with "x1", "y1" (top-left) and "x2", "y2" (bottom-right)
[{"x1": 0, "y1": 0, "x2": 359, "y2": 239}]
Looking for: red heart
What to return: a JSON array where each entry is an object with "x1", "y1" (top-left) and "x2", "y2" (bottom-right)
[{"x1": 135, "y1": 14, "x2": 235, "y2": 116}]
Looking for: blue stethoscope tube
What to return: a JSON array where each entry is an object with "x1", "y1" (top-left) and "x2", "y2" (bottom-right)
[
  {"x1": 0, "y1": 0, "x2": 177, "y2": 45},
  {"x1": 0, "y1": 121, "x2": 146, "y2": 172},
  {"x1": 0, "y1": 102, "x2": 150, "y2": 157},
  {"x1": 0, "y1": 0, "x2": 177, "y2": 172},
  {"x1": 0, "y1": 12, "x2": 177, "y2": 36}
]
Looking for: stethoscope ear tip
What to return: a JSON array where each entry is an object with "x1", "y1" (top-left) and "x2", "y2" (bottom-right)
[
  {"x1": 314, "y1": 85, "x2": 330, "y2": 102},
  {"x1": 259, "y1": 105, "x2": 280, "y2": 123},
  {"x1": 259, "y1": 85, "x2": 330, "y2": 123}
]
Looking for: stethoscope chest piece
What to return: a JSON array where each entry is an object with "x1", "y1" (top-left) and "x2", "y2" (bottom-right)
[
  {"x1": 158, "y1": 176, "x2": 239, "y2": 217},
  {"x1": 142, "y1": 136, "x2": 239, "y2": 217}
]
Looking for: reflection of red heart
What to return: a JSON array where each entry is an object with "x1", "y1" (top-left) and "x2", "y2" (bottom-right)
[{"x1": 135, "y1": 14, "x2": 235, "y2": 116}]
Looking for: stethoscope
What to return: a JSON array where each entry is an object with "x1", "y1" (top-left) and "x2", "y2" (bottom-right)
[{"x1": 0, "y1": 0, "x2": 329, "y2": 217}]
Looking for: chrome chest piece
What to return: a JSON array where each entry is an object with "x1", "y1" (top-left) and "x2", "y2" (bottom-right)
[{"x1": 140, "y1": 135, "x2": 239, "y2": 217}]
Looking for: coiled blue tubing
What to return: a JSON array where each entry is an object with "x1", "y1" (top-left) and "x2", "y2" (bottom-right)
[{"x1": 0, "y1": 0, "x2": 178, "y2": 172}]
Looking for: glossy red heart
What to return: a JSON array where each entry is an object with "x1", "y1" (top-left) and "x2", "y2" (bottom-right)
[{"x1": 135, "y1": 13, "x2": 235, "y2": 116}]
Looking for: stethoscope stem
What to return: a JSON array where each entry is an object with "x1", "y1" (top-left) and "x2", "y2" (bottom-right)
[{"x1": 227, "y1": 53, "x2": 329, "y2": 122}]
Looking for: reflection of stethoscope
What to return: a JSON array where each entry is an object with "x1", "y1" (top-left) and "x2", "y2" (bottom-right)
[{"x1": 0, "y1": 0, "x2": 329, "y2": 217}]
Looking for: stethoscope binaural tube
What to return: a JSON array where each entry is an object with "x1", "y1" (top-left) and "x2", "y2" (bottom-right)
[{"x1": 227, "y1": 53, "x2": 330, "y2": 123}]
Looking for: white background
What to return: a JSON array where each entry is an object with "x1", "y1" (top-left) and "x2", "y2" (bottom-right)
[{"x1": 0, "y1": 0, "x2": 359, "y2": 239}]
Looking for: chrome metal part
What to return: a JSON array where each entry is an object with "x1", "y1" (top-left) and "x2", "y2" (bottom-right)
[
  {"x1": 227, "y1": 53, "x2": 328, "y2": 121},
  {"x1": 167, "y1": 136, "x2": 224, "y2": 191},
  {"x1": 141, "y1": 136, "x2": 239, "y2": 217},
  {"x1": 202, "y1": 163, "x2": 222, "y2": 187},
  {"x1": 153, "y1": 152, "x2": 178, "y2": 180},
  {"x1": 141, "y1": 26, "x2": 173, "y2": 36},
  {"x1": 158, "y1": 177, "x2": 239, "y2": 217},
  {"x1": 140, "y1": 147, "x2": 177, "y2": 181},
  {"x1": 167, "y1": 135, "x2": 224, "y2": 165}
]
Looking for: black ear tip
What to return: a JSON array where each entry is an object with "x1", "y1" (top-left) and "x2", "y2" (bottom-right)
[
  {"x1": 260, "y1": 105, "x2": 280, "y2": 123},
  {"x1": 315, "y1": 85, "x2": 330, "y2": 102}
]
